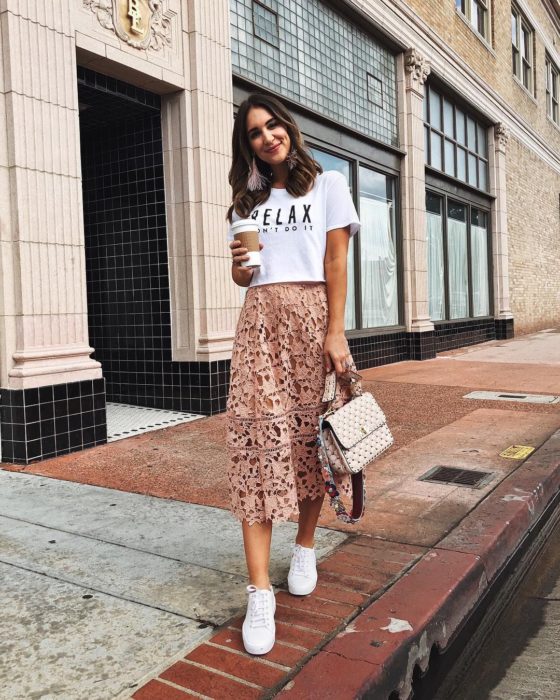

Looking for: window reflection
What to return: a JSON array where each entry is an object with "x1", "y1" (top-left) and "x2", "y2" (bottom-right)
[
  {"x1": 310, "y1": 148, "x2": 356, "y2": 330},
  {"x1": 359, "y1": 166, "x2": 398, "y2": 328}
]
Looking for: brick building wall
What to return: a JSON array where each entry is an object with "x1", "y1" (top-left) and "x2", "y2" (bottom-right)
[
  {"x1": 402, "y1": 0, "x2": 560, "y2": 333},
  {"x1": 507, "y1": 137, "x2": 560, "y2": 334},
  {"x1": 404, "y1": 0, "x2": 560, "y2": 145}
]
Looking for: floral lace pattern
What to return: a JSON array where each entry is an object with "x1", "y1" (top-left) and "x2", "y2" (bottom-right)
[{"x1": 226, "y1": 283, "x2": 352, "y2": 525}]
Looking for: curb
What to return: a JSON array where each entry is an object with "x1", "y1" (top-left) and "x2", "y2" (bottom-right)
[{"x1": 278, "y1": 429, "x2": 560, "y2": 699}]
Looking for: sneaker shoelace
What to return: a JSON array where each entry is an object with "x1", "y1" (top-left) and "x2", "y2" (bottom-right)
[
  {"x1": 293, "y1": 546, "x2": 313, "y2": 577},
  {"x1": 247, "y1": 586, "x2": 273, "y2": 629}
]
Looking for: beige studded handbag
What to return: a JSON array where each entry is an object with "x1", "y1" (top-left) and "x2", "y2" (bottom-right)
[{"x1": 317, "y1": 370, "x2": 393, "y2": 523}]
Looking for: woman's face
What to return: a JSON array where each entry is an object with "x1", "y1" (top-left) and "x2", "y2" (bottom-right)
[{"x1": 246, "y1": 106, "x2": 291, "y2": 167}]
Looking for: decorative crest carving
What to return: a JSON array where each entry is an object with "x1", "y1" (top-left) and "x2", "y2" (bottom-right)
[
  {"x1": 83, "y1": 0, "x2": 172, "y2": 51},
  {"x1": 405, "y1": 48, "x2": 431, "y2": 87},
  {"x1": 495, "y1": 123, "x2": 510, "y2": 153}
]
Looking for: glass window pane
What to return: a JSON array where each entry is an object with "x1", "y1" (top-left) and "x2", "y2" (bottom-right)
[
  {"x1": 457, "y1": 147, "x2": 467, "y2": 180},
  {"x1": 471, "y1": 209, "x2": 490, "y2": 316},
  {"x1": 468, "y1": 153, "x2": 478, "y2": 186},
  {"x1": 310, "y1": 148, "x2": 351, "y2": 183},
  {"x1": 426, "y1": 191, "x2": 442, "y2": 215},
  {"x1": 522, "y1": 27, "x2": 531, "y2": 60},
  {"x1": 478, "y1": 159, "x2": 487, "y2": 191},
  {"x1": 359, "y1": 167, "x2": 398, "y2": 328},
  {"x1": 447, "y1": 201, "x2": 469, "y2": 319},
  {"x1": 456, "y1": 110, "x2": 466, "y2": 145},
  {"x1": 310, "y1": 148, "x2": 355, "y2": 328},
  {"x1": 426, "y1": 193, "x2": 445, "y2": 321},
  {"x1": 430, "y1": 132, "x2": 442, "y2": 170},
  {"x1": 443, "y1": 99, "x2": 454, "y2": 137},
  {"x1": 477, "y1": 124, "x2": 487, "y2": 155},
  {"x1": 467, "y1": 116, "x2": 476, "y2": 149},
  {"x1": 511, "y1": 12, "x2": 518, "y2": 45},
  {"x1": 444, "y1": 139, "x2": 455, "y2": 176},
  {"x1": 425, "y1": 126, "x2": 430, "y2": 163},
  {"x1": 429, "y1": 89, "x2": 442, "y2": 131}
]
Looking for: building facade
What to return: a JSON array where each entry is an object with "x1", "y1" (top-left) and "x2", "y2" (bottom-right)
[{"x1": 0, "y1": 0, "x2": 558, "y2": 464}]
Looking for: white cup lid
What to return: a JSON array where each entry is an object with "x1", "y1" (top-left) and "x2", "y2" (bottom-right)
[{"x1": 231, "y1": 218, "x2": 259, "y2": 233}]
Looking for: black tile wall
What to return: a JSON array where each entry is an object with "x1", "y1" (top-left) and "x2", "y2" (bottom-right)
[
  {"x1": 79, "y1": 68, "x2": 230, "y2": 416},
  {"x1": 433, "y1": 318, "x2": 496, "y2": 353},
  {"x1": 0, "y1": 379, "x2": 107, "y2": 464},
  {"x1": 408, "y1": 330, "x2": 436, "y2": 360},
  {"x1": 348, "y1": 331, "x2": 410, "y2": 369},
  {"x1": 495, "y1": 318, "x2": 514, "y2": 340}
]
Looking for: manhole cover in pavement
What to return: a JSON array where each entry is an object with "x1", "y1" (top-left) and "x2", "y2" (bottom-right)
[{"x1": 419, "y1": 466, "x2": 494, "y2": 489}]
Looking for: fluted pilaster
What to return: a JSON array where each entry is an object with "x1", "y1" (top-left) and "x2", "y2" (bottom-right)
[
  {"x1": 399, "y1": 48, "x2": 434, "y2": 334},
  {"x1": 0, "y1": 0, "x2": 100, "y2": 388},
  {"x1": 162, "y1": 0, "x2": 238, "y2": 362}
]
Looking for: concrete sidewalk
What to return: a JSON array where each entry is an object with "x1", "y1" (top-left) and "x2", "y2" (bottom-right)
[{"x1": 2, "y1": 329, "x2": 560, "y2": 699}]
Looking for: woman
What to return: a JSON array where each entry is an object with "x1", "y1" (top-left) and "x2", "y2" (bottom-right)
[{"x1": 226, "y1": 93, "x2": 360, "y2": 655}]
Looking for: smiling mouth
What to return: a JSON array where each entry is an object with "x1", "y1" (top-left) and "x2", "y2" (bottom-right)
[{"x1": 266, "y1": 143, "x2": 281, "y2": 154}]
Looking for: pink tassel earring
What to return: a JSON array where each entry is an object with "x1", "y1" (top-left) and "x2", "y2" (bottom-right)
[
  {"x1": 286, "y1": 148, "x2": 297, "y2": 171},
  {"x1": 247, "y1": 158, "x2": 268, "y2": 191}
]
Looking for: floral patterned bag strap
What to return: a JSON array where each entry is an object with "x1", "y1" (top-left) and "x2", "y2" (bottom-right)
[{"x1": 317, "y1": 415, "x2": 365, "y2": 524}]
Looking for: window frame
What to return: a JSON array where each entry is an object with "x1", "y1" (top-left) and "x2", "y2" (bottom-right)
[
  {"x1": 309, "y1": 142, "x2": 403, "y2": 334},
  {"x1": 425, "y1": 180, "x2": 493, "y2": 323},
  {"x1": 546, "y1": 54, "x2": 560, "y2": 125},
  {"x1": 424, "y1": 84, "x2": 490, "y2": 194},
  {"x1": 511, "y1": 4, "x2": 534, "y2": 94},
  {"x1": 456, "y1": 0, "x2": 490, "y2": 41}
]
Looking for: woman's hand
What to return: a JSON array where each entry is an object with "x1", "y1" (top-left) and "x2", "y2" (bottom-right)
[
  {"x1": 229, "y1": 240, "x2": 264, "y2": 287},
  {"x1": 229, "y1": 239, "x2": 263, "y2": 266},
  {"x1": 323, "y1": 331, "x2": 351, "y2": 376}
]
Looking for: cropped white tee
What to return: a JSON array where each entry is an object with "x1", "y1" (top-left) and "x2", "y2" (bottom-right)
[{"x1": 227, "y1": 170, "x2": 360, "y2": 288}]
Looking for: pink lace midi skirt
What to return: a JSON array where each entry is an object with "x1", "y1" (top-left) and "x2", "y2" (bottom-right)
[{"x1": 226, "y1": 282, "x2": 351, "y2": 525}]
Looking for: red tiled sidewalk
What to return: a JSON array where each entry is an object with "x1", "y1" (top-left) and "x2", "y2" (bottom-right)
[{"x1": 131, "y1": 537, "x2": 426, "y2": 699}]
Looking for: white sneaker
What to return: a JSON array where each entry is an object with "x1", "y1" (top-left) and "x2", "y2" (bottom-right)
[
  {"x1": 288, "y1": 544, "x2": 317, "y2": 596},
  {"x1": 242, "y1": 585, "x2": 276, "y2": 655}
]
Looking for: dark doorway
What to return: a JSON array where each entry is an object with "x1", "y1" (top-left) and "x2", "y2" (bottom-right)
[{"x1": 78, "y1": 67, "x2": 172, "y2": 410}]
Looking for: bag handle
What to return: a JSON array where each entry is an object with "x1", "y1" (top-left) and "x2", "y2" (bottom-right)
[{"x1": 321, "y1": 369, "x2": 363, "y2": 404}]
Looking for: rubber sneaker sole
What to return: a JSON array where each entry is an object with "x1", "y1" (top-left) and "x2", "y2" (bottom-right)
[{"x1": 288, "y1": 576, "x2": 317, "y2": 596}]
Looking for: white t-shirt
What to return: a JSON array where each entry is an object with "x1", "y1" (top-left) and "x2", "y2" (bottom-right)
[{"x1": 227, "y1": 170, "x2": 360, "y2": 288}]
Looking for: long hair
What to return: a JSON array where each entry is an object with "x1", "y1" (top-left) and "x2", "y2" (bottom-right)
[{"x1": 227, "y1": 94, "x2": 323, "y2": 222}]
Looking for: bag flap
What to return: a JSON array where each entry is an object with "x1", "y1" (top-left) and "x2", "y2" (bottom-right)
[{"x1": 324, "y1": 393, "x2": 387, "y2": 450}]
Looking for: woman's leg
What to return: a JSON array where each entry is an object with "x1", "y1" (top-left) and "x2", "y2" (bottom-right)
[
  {"x1": 296, "y1": 494, "x2": 325, "y2": 548},
  {"x1": 242, "y1": 519, "x2": 273, "y2": 589}
]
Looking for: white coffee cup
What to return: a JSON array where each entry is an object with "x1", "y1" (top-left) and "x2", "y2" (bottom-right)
[{"x1": 231, "y1": 219, "x2": 261, "y2": 268}]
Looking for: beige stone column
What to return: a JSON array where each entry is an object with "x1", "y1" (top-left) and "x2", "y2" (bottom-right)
[
  {"x1": 163, "y1": 0, "x2": 239, "y2": 363},
  {"x1": 488, "y1": 123, "x2": 514, "y2": 332},
  {"x1": 0, "y1": 0, "x2": 100, "y2": 389},
  {"x1": 399, "y1": 48, "x2": 435, "y2": 343}
]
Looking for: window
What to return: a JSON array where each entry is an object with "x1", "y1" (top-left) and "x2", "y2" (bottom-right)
[
  {"x1": 310, "y1": 149, "x2": 399, "y2": 331},
  {"x1": 546, "y1": 55, "x2": 559, "y2": 124},
  {"x1": 456, "y1": 0, "x2": 490, "y2": 40},
  {"x1": 426, "y1": 192, "x2": 491, "y2": 321},
  {"x1": 424, "y1": 85, "x2": 489, "y2": 192},
  {"x1": 512, "y1": 4, "x2": 534, "y2": 92}
]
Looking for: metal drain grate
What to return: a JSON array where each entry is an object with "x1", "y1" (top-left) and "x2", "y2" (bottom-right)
[
  {"x1": 419, "y1": 466, "x2": 494, "y2": 489},
  {"x1": 464, "y1": 390, "x2": 559, "y2": 404}
]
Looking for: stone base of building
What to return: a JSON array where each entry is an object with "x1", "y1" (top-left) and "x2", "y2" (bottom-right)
[
  {"x1": 0, "y1": 379, "x2": 107, "y2": 464},
  {"x1": 495, "y1": 317, "x2": 515, "y2": 339}
]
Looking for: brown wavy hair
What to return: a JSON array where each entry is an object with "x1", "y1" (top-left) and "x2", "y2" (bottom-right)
[{"x1": 227, "y1": 93, "x2": 323, "y2": 222}]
